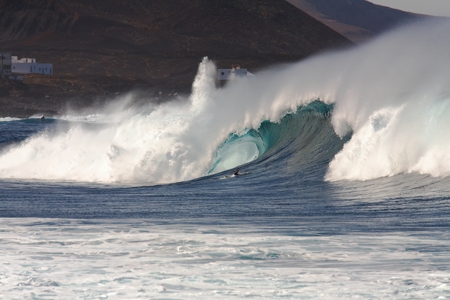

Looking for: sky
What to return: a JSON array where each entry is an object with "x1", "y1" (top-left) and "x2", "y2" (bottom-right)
[{"x1": 368, "y1": 0, "x2": 450, "y2": 17}]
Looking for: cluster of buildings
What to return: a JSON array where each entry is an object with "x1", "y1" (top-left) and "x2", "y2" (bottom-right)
[{"x1": 0, "y1": 52, "x2": 53, "y2": 81}]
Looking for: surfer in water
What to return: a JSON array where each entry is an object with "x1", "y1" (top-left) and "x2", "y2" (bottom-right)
[{"x1": 234, "y1": 169, "x2": 240, "y2": 176}]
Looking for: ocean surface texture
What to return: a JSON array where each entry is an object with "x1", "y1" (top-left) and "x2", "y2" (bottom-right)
[{"x1": 0, "y1": 20, "x2": 450, "y2": 299}]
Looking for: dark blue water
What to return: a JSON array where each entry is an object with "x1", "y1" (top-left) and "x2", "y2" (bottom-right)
[
  {"x1": 1, "y1": 109, "x2": 450, "y2": 299},
  {"x1": 0, "y1": 108, "x2": 448, "y2": 234}
]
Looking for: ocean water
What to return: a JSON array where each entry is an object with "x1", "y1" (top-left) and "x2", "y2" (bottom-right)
[{"x1": 1, "y1": 20, "x2": 450, "y2": 299}]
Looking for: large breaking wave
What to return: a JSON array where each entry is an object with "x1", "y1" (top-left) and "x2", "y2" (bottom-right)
[{"x1": 1, "y1": 19, "x2": 450, "y2": 184}]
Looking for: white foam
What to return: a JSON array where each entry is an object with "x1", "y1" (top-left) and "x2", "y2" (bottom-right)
[
  {"x1": 0, "y1": 117, "x2": 21, "y2": 122},
  {"x1": 1, "y1": 20, "x2": 450, "y2": 183},
  {"x1": 0, "y1": 219, "x2": 449, "y2": 299}
]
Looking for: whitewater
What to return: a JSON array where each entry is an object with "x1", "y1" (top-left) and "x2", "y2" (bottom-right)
[{"x1": 0, "y1": 20, "x2": 450, "y2": 299}]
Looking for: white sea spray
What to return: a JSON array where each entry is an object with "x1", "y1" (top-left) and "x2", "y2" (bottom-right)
[{"x1": 1, "y1": 20, "x2": 450, "y2": 183}]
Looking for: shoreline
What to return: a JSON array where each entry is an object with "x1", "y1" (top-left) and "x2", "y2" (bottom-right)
[{"x1": 0, "y1": 74, "x2": 192, "y2": 118}]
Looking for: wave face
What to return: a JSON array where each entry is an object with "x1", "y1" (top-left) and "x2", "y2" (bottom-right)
[
  {"x1": 208, "y1": 101, "x2": 338, "y2": 177},
  {"x1": 1, "y1": 19, "x2": 450, "y2": 184}
]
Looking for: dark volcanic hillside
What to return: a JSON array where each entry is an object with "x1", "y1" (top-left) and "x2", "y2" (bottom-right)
[
  {"x1": 0, "y1": 1, "x2": 74, "y2": 41},
  {"x1": 0, "y1": 0, "x2": 352, "y2": 117}
]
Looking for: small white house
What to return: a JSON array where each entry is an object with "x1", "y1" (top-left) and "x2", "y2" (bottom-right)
[
  {"x1": 218, "y1": 66, "x2": 253, "y2": 80},
  {"x1": 12, "y1": 56, "x2": 53, "y2": 75}
]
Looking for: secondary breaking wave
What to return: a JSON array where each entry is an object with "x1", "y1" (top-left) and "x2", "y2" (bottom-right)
[{"x1": 0, "y1": 19, "x2": 450, "y2": 184}]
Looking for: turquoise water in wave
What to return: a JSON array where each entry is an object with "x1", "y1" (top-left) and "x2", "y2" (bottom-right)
[
  {"x1": 2, "y1": 20, "x2": 450, "y2": 299},
  {"x1": 0, "y1": 106, "x2": 449, "y2": 299}
]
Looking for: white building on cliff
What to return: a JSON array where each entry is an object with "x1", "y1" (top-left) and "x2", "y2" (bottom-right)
[
  {"x1": 218, "y1": 65, "x2": 253, "y2": 81},
  {"x1": 11, "y1": 56, "x2": 53, "y2": 75}
]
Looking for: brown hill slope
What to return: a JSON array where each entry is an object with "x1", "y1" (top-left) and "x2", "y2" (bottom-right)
[
  {"x1": 0, "y1": 0, "x2": 352, "y2": 117},
  {"x1": 286, "y1": 0, "x2": 425, "y2": 43}
]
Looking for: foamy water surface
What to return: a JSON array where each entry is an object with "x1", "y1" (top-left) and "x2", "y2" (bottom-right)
[
  {"x1": 0, "y1": 19, "x2": 450, "y2": 300},
  {"x1": 1, "y1": 219, "x2": 449, "y2": 299}
]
